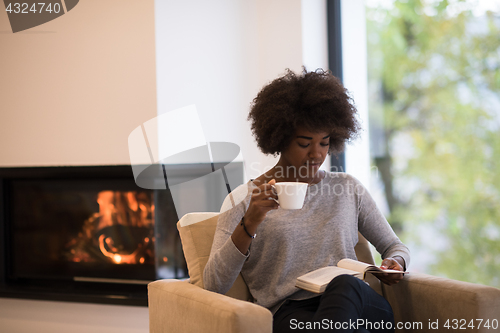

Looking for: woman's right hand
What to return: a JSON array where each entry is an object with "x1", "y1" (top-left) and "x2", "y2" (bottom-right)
[
  {"x1": 231, "y1": 179, "x2": 279, "y2": 254},
  {"x1": 243, "y1": 179, "x2": 279, "y2": 229}
]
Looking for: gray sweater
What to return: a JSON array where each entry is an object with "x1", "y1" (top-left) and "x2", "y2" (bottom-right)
[{"x1": 203, "y1": 173, "x2": 410, "y2": 314}]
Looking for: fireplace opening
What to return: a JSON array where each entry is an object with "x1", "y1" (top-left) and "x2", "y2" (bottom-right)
[
  {"x1": 11, "y1": 181, "x2": 163, "y2": 282},
  {"x1": 0, "y1": 166, "x2": 187, "y2": 306}
]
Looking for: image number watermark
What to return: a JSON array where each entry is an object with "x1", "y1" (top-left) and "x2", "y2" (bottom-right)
[
  {"x1": 6, "y1": 2, "x2": 62, "y2": 13},
  {"x1": 3, "y1": 0, "x2": 79, "y2": 33},
  {"x1": 441, "y1": 319, "x2": 498, "y2": 330}
]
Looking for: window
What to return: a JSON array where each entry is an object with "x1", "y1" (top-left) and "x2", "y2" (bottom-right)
[{"x1": 366, "y1": 0, "x2": 500, "y2": 287}]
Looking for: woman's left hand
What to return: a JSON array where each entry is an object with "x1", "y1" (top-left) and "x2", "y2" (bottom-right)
[{"x1": 376, "y1": 258, "x2": 404, "y2": 286}]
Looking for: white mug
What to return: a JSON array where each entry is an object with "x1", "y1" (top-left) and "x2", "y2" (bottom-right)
[{"x1": 273, "y1": 182, "x2": 308, "y2": 209}]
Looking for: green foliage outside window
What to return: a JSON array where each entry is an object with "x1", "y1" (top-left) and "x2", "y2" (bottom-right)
[{"x1": 366, "y1": 0, "x2": 500, "y2": 287}]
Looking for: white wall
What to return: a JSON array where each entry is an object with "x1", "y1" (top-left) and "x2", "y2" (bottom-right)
[
  {"x1": 0, "y1": 0, "x2": 157, "y2": 167},
  {"x1": 154, "y1": 0, "x2": 303, "y2": 181},
  {"x1": 341, "y1": 0, "x2": 371, "y2": 187}
]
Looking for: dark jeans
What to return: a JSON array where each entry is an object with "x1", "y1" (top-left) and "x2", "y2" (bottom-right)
[{"x1": 273, "y1": 275, "x2": 394, "y2": 333}]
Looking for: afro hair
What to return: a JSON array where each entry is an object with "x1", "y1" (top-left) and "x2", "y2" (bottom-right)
[{"x1": 248, "y1": 68, "x2": 361, "y2": 156}]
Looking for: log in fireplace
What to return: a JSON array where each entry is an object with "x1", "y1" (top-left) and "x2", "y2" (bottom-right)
[{"x1": 0, "y1": 164, "x2": 242, "y2": 306}]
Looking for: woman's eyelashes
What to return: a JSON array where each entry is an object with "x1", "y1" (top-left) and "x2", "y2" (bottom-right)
[{"x1": 298, "y1": 142, "x2": 330, "y2": 148}]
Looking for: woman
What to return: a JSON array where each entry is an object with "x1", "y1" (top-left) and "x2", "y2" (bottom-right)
[{"x1": 204, "y1": 69, "x2": 409, "y2": 333}]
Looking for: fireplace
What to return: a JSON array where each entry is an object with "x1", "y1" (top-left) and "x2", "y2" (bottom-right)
[{"x1": 0, "y1": 164, "x2": 242, "y2": 306}]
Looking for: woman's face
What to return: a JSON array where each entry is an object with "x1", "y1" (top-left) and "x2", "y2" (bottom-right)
[{"x1": 278, "y1": 127, "x2": 330, "y2": 181}]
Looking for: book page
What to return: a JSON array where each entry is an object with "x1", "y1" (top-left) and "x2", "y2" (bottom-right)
[
  {"x1": 338, "y1": 258, "x2": 405, "y2": 274},
  {"x1": 337, "y1": 258, "x2": 373, "y2": 273}
]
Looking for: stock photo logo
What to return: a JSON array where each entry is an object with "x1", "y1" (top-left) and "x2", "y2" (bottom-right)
[
  {"x1": 3, "y1": 0, "x2": 79, "y2": 33},
  {"x1": 128, "y1": 105, "x2": 243, "y2": 220}
]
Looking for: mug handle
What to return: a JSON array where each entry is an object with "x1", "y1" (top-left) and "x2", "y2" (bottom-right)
[{"x1": 269, "y1": 184, "x2": 279, "y2": 204}]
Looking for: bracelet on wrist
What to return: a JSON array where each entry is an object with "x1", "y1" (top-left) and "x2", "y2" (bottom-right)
[{"x1": 240, "y1": 217, "x2": 256, "y2": 239}]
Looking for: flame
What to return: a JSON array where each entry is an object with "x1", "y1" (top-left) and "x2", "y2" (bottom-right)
[
  {"x1": 66, "y1": 190, "x2": 155, "y2": 265},
  {"x1": 98, "y1": 234, "x2": 147, "y2": 264}
]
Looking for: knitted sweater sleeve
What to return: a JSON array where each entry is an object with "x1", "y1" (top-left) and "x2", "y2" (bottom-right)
[{"x1": 354, "y1": 177, "x2": 411, "y2": 270}]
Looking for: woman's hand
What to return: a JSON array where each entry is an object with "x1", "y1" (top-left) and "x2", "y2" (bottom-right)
[
  {"x1": 376, "y1": 257, "x2": 404, "y2": 286},
  {"x1": 243, "y1": 179, "x2": 279, "y2": 229},
  {"x1": 231, "y1": 179, "x2": 278, "y2": 254}
]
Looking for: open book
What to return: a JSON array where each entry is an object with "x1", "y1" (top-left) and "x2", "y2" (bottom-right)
[{"x1": 295, "y1": 258, "x2": 406, "y2": 293}]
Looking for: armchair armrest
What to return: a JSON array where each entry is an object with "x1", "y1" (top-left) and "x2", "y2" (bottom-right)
[
  {"x1": 383, "y1": 272, "x2": 500, "y2": 333},
  {"x1": 148, "y1": 279, "x2": 273, "y2": 333}
]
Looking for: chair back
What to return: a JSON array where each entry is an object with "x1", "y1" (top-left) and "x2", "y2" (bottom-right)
[
  {"x1": 177, "y1": 213, "x2": 252, "y2": 300},
  {"x1": 177, "y1": 212, "x2": 381, "y2": 301}
]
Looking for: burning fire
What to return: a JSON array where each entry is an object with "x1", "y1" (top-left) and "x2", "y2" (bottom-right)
[{"x1": 65, "y1": 190, "x2": 155, "y2": 265}]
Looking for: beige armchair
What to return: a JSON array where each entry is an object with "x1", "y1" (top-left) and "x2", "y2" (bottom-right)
[{"x1": 149, "y1": 213, "x2": 500, "y2": 333}]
